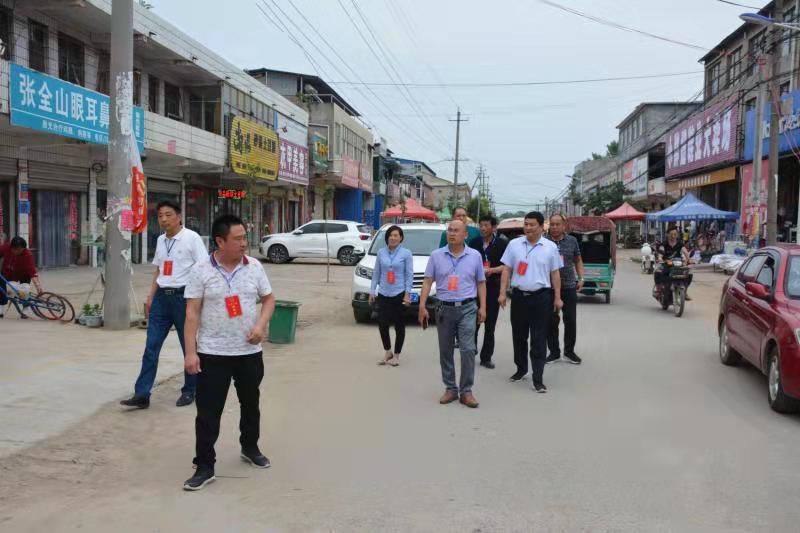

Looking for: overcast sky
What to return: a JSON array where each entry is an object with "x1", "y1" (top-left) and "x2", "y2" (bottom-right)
[{"x1": 151, "y1": 0, "x2": 748, "y2": 213}]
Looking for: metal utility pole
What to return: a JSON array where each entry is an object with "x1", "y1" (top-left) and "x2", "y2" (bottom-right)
[
  {"x1": 104, "y1": 0, "x2": 134, "y2": 329},
  {"x1": 449, "y1": 108, "x2": 468, "y2": 211},
  {"x1": 766, "y1": 27, "x2": 781, "y2": 245}
]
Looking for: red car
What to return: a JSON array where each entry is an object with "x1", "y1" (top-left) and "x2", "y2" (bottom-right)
[{"x1": 718, "y1": 245, "x2": 800, "y2": 413}]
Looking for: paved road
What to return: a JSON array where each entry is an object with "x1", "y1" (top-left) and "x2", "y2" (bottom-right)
[{"x1": 2, "y1": 256, "x2": 800, "y2": 531}]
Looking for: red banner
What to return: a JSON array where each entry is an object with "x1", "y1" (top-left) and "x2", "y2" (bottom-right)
[{"x1": 131, "y1": 165, "x2": 146, "y2": 234}]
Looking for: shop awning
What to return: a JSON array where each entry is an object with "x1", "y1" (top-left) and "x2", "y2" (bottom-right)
[
  {"x1": 382, "y1": 198, "x2": 438, "y2": 221},
  {"x1": 605, "y1": 202, "x2": 646, "y2": 221},
  {"x1": 646, "y1": 192, "x2": 739, "y2": 222}
]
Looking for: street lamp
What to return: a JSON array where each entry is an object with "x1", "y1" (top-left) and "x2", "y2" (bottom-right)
[{"x1": 740, "y1": 12, "x2": 800, "y2": 31}]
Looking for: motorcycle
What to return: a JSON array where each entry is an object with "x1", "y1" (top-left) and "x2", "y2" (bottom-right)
[
  {"x1": 652, "y1": 258, "x2": 691, "y2": 317},
  {"x1": 640, "y1": 243, "x2": 655, "y2": 274}
]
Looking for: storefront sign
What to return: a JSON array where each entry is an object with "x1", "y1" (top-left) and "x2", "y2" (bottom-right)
[
  {"x1": 665, "y1": 97, "x2": 737, "y2": 178},
  {"x1": 10, "y1": 63, "x2": 144, "y2": 151},
  {"x1": 665, "y1": 166, "x2": 736, "y2": 193},
  {"x1": 229, "y1": 116, "x2": 279, "y2": 180},
  {"x1": 647, "y1": 177, "x2": 666, "y2": 196},
  {"x1": 630, "y1": 155, "x2": 649, "y2": 199},
  {"x1": 311, "y1": 132, "x2": 329, "y2": 170},
  {"x1": 359, "y1": 162, "x2": 372, "y2": 192},
  {"x1": 218, "y1": 189, "x2": 246, "y2": 199},
  {"x1": 68, "y1": 192, "x2": 79, "y2": 241},
  {"x1": 342, "y1": 157, "x2": 360, "y2": 188},
  {"x1": 740, "y1": 160, "x2": 768, "y2": 238},
  {"x1": 278, "y1": 138, "x2": 309, "y2": 185},
  {"x1": 743, "y1": 90, "x2": 800, "y2": 161}
]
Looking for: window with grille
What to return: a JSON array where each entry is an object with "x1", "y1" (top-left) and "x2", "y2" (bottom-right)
[
  {"x1": 728, "y1": 47, "x2": 742, "y2": 86},
  {"x1": 96, "y1": 53, "x2": 109, "y2": 95},
  {"x1": 28, "y1": 20, "x2": 48, "y2": 72},
  {"x1": 749, "y1": 31, "x2": 766, "y2": 78},
  {"x1": 164, "y1": 82, "x2": 181, "y2": 119},
  {"x1": 148, "y1": 74, "x2": 160, "y2": 113},
  {"x1": 782, "y1": 8, "x2": 797, "y2": 57},
  {"x1": 0, "y1": 8, "x2": 12, "y2": 61},
  {"x1": 707, "y1": 61, "x2": 722, "y2": 98},
  {"x1": 58, "y1": 33, "x2": 84, "y2": 86}
]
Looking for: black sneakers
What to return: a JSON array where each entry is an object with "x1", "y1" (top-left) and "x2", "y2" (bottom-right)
[
  {"x1": 509, "y1": 372, "x2": 526, "y2": 382},
  {"x1": 176, "y1": 392, "x2": 195, "y2": 407},
  {"x1": 183, "y1": 467, "x2": 215, "y2": 491},
  {"x1": 120, "y1": 396, "x2": 150, "y2": 409},
  {"x1": 564, "y1": 353, "x2": 582, "y2": 365},
  {"x1": 241, "y1": 448, "x2": 271, "y2": 469},
  {"x1": 533, "y1": 382, "x2": 548, "y2": 394},
  {"x1": 545, "y1": 354, "x2": 561, "y2": 364},
  {"x1": 479, "y1": 360, "x2": 495, "y2": 369}
]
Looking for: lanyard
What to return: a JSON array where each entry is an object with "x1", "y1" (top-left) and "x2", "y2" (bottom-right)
[
  {"x1": 165, "y1": 238, "x2": 177, "y2": 256},
  {"x1": 211, "y1": 253, "x2": 242, "y2": 293},
  {"x1": 386, "y1": 246, "x2": 400, "y2": 270},
  {"x1": 523, "y1": 240, "x2": 539, "y2": 260},
  {"x1": 483, "y1": 235, "x2": 496, "y2": 252},
  {"x1": 447, "y1": 250, "x2": 465, "y2": 276}
]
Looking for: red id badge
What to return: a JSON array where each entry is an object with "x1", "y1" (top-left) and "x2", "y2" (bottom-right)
[
  {"x1": 224, "y1": 295, "x2": 243, "y2": 318},
  {"x1": 517, "y1": 261, "x2": 528, "y2": 276},
  {"x1": 387, "y1": 271, "x2": 396, "y2": 284},
  {"x1": 162, "y1": 260, "x2": 173, "y2": 276},
  {"x1": 483, "y1": 261, "x2": 490, "y2": 268},
  {"x1": 447, "y1": 275, "x2": 459, "y2": 291}
]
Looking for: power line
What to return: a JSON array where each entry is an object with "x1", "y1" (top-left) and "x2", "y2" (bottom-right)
[
  {"x1": 537, "y1": 0, "x2": 709, "y2": 51},
  {"x1": 326, "y1": 70, "x2": 703, "y2": 88},
  {"x1": 716, "y1": 0, "x2": 761, "y2": 8}
]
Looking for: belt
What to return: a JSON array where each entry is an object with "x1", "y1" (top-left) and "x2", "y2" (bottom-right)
[
  {"x1": 158, "y1": 286, "x2": 185, "y2": 295},
  {"x1": 512, "y1": 287, "x2": 550, "y2": 296},
  {"x1": 439, "y1": 297, "x2": 476, "y2": 307}
]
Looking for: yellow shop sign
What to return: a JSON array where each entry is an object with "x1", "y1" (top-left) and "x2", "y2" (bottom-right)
[{"x1": 229, "y1": 116, "x2": 279, "y2": 180}]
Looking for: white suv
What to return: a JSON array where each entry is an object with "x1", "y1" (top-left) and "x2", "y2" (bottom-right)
[
  {"x1": 351, "y1": 223, "x2": 445, "y2": 323},
  {"x1": 260, "y1": 220, "x2": 371, "y2": 266}
]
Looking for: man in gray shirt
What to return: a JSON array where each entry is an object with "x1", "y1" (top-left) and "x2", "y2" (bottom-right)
[{"x1": 546, "y1": 214, "x2": 584, "y2": 365}]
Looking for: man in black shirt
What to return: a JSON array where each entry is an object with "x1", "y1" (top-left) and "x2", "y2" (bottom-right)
[
  {"x1": 469, "y1": 215, "x2": 508, "y2": 369},
  {"x1": 655, "y1": 226, "x2": 693, "y2": 299}
]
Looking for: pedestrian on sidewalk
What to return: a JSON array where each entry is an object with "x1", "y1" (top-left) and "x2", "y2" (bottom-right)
[
  {"x1": 419, "y1": 220, "x2": 487, "y2": 408},
  {"x1": 546, "y1": 214, "x2": 584, "y2": 365},
  {"x1": 182, "y1": 214, "x2": 275, "y2": 491},
  {"x1": 120, "y1": 201, "x2": 208, "y2": 410},
  {"x1": 370, "y1": 225, "x2": 413, "y2": 366},
  {"x1": 499, "y1": 211, "x2": 563, "y2": 393},
  {"x1": 468, "y1": 215, "x2": 508, "y2": 369},
  {"x1": 0, "y1": 236, "x2": 43, "y2": 319}
]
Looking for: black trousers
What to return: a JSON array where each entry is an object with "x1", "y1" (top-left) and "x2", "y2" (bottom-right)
[
  {"x1": 510, "y1": 289, "x2": 553, "y2": 384},
  {"x1": 194, "y1": 352, "x2": 264, "y2": 468},
  {"x1": 377, "y1": 292, "x2": 406, "y2": 354},
  {"x1": 475, "y1": 284, "x2": 500, "y2": 362},
  {"x1": 547, "y1": 287, "x2": 577, "y2": 357}
]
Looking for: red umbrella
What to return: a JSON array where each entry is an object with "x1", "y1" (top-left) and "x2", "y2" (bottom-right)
[
  {"x1": 381, "y1": 198, "x2": 438, "y2": 221},
  {"x1": 605, "y1": 202, "x2": 645, "y2": 221}
]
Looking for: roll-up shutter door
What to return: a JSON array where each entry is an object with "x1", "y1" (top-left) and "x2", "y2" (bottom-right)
[
  {"x1": 0, "y1": 157, "x2": 17, "y2": 181},
  {"x1": 28, "y1": 162, "x2": 88, "y2": 191},
  {"x1": 148, "y1": 178, "x2": 181, "y2": 195}
]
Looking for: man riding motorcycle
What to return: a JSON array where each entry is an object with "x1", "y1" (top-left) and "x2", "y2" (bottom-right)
[{"x1": 654, "y1": 226, "x2": 693, "y2": 301}]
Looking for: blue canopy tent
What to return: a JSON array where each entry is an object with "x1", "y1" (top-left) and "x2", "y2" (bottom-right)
[{"x1": 646, "y1": 192, "x2": 739, "y2": 222}]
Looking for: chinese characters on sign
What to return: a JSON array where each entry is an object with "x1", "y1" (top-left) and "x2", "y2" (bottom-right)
[
  {"x1": 10, "y1": 63, "x2": 145, "y2": 151},
  {"x1": 218, "y1": 189, "x2": 246, "y2": 200},
  {"x1": 69, "y1": 193, "x2": 79, "y2": 241},
  {"x1": 229, "y1": 116, "x2": 279, "y2": 180},
  {"x1": 341, "y1": 157, "x2": 360, "y2": 188},
  {"x1": 665, "y1": 97, "x2": 737, "y2": 178},
  {"x1": 278, "y1": 138, "x2": 309, "y2": 185},
  {"x1": 311, "y1": 131, "x2": 329, "y2": 170}
]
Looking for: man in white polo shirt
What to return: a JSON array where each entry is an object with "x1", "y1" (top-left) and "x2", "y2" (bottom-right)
[
  {"x1": 182, "y1": 214, "x2": 275, "y2": 491},
  {"x1": 121, "y1": 200, "x2": 208, "y2": 410},
  {"x1": 499, "y1": 211, "x2": 563, "y2": 393}
]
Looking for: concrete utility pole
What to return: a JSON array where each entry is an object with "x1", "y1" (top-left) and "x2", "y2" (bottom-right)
[
  {"x1": 752, "y1": 58, "x2": 767, "y2": 244},
  {"x1": 766, "y1": 27, "x2": 780, "y2": 245},
  {"x1": 104, "y1": 0, "x2": 134, "y2": 329},
  {"x1": 449, "y1": 108, "x2": 468, "y2": 210}
]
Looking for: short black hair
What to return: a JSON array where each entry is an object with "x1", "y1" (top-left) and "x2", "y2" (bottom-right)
[
  {"x1": 667, "y1": 225, "x2": 679, "y2": 233},
  {"x1": 479, "y1": 215, "x2": 498, "y2": 226},
  {"x1": 524, "y1": 211, "x2": 545, "y2": 226},
  {"x1": 453, "y1": 206, "x2": 468, "y2": 215},
  {"x1": 384, "y1": 225, "x2": 404, "y2": 244},
  {"x1": 156, "y1": 200, "x2": 181, "y2": 214},
  {"x1": 10, "y1": 236, "x2": 27, "y2": 249},
  {"x1": 212, "y1": 214, "x2": 245, "y2": 245}
]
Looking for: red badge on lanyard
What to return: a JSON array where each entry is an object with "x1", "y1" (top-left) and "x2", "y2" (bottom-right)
[
  {"x1": 387, "y1": 271, "x2": 396, "y2": 284},
  {"x1": 448, "y1": 275, "x2": 459, "y2": 291},
  {"x1": 163, "y1": 260, "x2": 173, "y2": 276},
  {"x1": 483, "y1": 261, "x2": 490, "y2": 269},
  {"x1": 517, "y1": 261, "x2": 528, "y2": 276},
  {"x1": 225, "y1": 295, "x2": 242, "y2": 318}
]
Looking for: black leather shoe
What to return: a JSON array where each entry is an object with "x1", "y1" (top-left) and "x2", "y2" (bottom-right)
[
  {"x1": 546, "y1": 353, "x2": 561, "y2": 364},
  {"x1": 479, "y1": 360, "x2": 495, "y2": 369},
  {"x1": 533, "y1": 382, "x2": 548, "y2": 394},
  {"x1": 564, "y1": 353, "x2": 582, "y2": 365},
  {"x1": 120, "y1": 396, "x2": 150, "y2": 409},
  {"x1": 183, "y1": 467, "x2": 215, "y2": 491},
  {"x1": 509, "y1": 372, "x2": 526, "y2": 382},
  {"x1": 176, "y1": 392, "x2": 195, "y2": 407},
  {"x1": 241, "y1": 448, "x2": 271, "y2": 469}
]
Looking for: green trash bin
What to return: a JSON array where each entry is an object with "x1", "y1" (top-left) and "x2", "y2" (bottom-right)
[{"x1": 268, "y1": 300, "x2": 301, "y2": 344}]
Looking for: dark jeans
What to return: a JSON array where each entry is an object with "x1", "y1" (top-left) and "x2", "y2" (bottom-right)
[
  {"x1": 547, "y1": 287, "x2": 577, "y2": 357},
  {"x1": 475, "y1": 285, "x2": 500, "y2": 362},
  {"x1": 194, "y1": 352, "x2": 264, "y2": 468},
  {"x1": 436, "y1": 301, "x2": 478, "y2": 394},
  {"x1": 377, "y1": 292, "x2": 406, "y2": 354},
  {"x1": 133, "y1": 288, "x2": 195, "y2": 398},
  {"x1": 510, "y1": 289, "x2": 553, "y2": 384}
]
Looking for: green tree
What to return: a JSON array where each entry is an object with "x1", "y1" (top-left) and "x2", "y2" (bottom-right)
[
  {"x1": 582, "y1": 181, "x2": 633, "y2": 215},
  {"x1": 499, "y1": 210, "x2": 526, "y2": 219},
  {"x1": 606, "y1": 140, "x2": 619, "y2": 157},
  {"x1": 466, "y1": 196, "x2": 492, "y2": 221}
]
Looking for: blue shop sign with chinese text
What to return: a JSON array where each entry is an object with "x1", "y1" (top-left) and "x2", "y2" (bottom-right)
[
  {"x1": 744, "y1": 89, "x2": 800, "y2": 161},
  {"x1": 10, "y1": 63, "x2": 144, "y2": 151}
]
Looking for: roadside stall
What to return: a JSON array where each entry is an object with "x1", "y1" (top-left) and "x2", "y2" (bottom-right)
[
  {"x1": 381, "y1": 198, "x2": 439, "y2": 224},
  {"x1": 605, "y1": 202, "x2": 646, "y2": 248}
]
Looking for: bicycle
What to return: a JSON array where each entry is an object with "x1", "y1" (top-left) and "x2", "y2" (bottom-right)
[{"x1": 0, "y1": 273, "x2": 75, "y2": 322}]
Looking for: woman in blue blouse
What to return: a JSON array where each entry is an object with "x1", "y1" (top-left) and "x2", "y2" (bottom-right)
[{"x1": 370, "y1": 225, "x2": 414, "y2": 366}]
